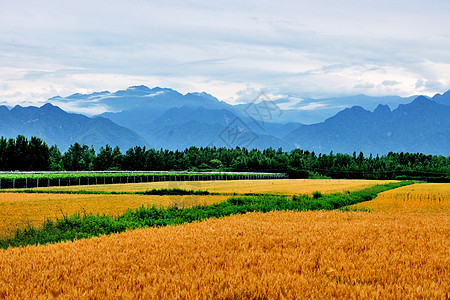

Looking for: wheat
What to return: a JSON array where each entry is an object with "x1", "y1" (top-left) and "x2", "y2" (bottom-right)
[
  {"x1": 0, "y1": 193, "x2": 228, "y2": 237},
  {"x1": 0, "y1": 210, "x2": 448, "y2": 299},
  {"x1": 352, "y1": 183, "x2": 450, "y2": 212},
  {"x1": 13, "y1": 179, "x2": 397, "y2": 195}
]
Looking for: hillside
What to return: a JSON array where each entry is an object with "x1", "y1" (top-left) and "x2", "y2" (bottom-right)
[
  {"x1": 285, "y1": 96, "x2": 450, "y2": 155},
  {"x1": 0, "y1": 103, "x2": 146, "y2": 151},
  {"x1": 1, "y1": 86, "x2": 449, "y2": 155}
]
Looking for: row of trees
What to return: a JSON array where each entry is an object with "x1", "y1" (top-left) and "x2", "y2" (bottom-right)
[
  {"x1": 0, "y1": 135, "x2": 449, "y2": 180},
  {"x1": 0, "y1": 136, "x2": 50, "y2": 171}
]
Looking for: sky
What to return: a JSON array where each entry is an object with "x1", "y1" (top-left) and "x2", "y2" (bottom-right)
[{"x1": 1, "y1": 0, "x2": 450, "y2": 108}]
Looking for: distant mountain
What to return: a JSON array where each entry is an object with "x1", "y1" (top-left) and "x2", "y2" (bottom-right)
[
  {"x1": 285, "y1": 96, "x2": 450, "y2": 155},
  {"x1": 30, "y1": 85, "x2": 450, "y2": 155},
  {"x1": 49, "y1": 85, "x2": 420, "y2": 126},
  {"x1": 50, "y1": 86, "x2": 300, "y2": 149},
  {"x1": 0, "y1": 103, "x2": 146, "y2": 151},
  {"x1": 50, "y1": 85, "x2": 233, "y2": 124},
  {"x1": 141, "y1": 106, "x2": 293, "y2": 149},
  {"x1": 431, "y1": 90, "x2": 450, "y2": 106},
  {"x1": 235, "y1": 94, "x2": 417, "y2": 124}
]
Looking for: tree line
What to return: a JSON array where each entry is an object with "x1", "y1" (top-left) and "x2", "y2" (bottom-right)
[{"x1": 0, "y1": 135, "x2": 449, "y2": 181}]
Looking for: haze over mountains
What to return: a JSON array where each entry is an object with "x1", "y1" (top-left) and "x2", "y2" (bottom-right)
[
  {"x1": 1, "y1": 86, "x2": 449, "y2": 155},
  {"x1": 0, "y1": 103, "x2": 146, "y2": 151}
]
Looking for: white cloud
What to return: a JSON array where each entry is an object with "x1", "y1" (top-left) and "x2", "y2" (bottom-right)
[{"x1": 0, "y1": 0, "x2": 449, "y2": 111}]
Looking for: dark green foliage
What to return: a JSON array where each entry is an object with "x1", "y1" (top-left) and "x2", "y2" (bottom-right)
[
  {"x1": 0, "y1": 135, "x2": 49, "y2": 171},
  {"x1": 0, "y1": 181, "x2": 414, "y2": 249},
  {"x1": 1, "y1": 136, "x2": 448, "y2": 181},
  {"x1": 312, "y1": 191, "x2": 323, "y2": 199}
]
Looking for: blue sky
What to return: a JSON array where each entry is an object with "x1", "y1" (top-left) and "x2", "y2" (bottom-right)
[{"x1": 1, "y1": 0, "x2": 449, "y2": 108}]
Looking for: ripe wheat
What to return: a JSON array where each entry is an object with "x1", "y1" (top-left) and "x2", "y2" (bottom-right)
[
  {"x1": 0, "y1": 193, "x2": 228, "y2": 237},
  {"x1": 15, "y1": 179, "x2": 397, "y2": 195},
  {"x1": 352, "y1": 183, "x2": 450, "y2": 212},
  {"x1": 0, "y1": 210, "x2": 448, "y2": 299}
]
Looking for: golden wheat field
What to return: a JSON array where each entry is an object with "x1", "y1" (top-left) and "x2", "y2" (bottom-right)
[
  {"x1": 0, "y1": 210, "x2": 448, "y2": 299},
  {"x1": 15, "y1": 179, "x2": 397, "y2": 195},
  {"x1": 1, "y1": 178, "x2": 393, "y2": 237},
  {"x1": 0, "y1": 193, "x2": 228, "y2": 237},
  {"x1": 352, "y1": 183, "x2": 450, "y2": 212}
]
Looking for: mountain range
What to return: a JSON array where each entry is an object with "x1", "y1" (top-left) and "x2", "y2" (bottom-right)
[
  {"x1": 286, "y1": 96, "x2": 450, "y2": 155},
  {"x1": 0, "y1": 86, "x2": 449, "y2": 155},
  {"x1": 0, "y1": 103, "x2": 146, "y2": 151}
]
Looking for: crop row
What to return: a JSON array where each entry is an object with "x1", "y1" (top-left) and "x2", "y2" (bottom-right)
[
  {"x1": 0, "y1": 172, "x2": 287, "y2": 189},
  {"x1": 0, "y1": 181, "x2": 414, "y2": 249}
]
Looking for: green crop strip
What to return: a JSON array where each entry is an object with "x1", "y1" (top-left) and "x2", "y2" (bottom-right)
[
  {"x1": 0, "y1": 181, "x2": 415, "y2": 249},
  {"x1": 0, "y1": 172, "x2": 283, "y2": 180}
]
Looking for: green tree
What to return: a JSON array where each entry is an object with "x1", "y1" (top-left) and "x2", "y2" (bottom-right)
[{"x1": 49, "y1": 145, "x2": 64, "y2": 171}]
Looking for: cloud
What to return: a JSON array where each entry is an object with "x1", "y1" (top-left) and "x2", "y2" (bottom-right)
[
  {"x1": 354, "y1": 82, "x2": 376, "y2": 89},
  {"x1": 381, "y1": 80, "x2": 400, "y2": 86},
  {"x1": 415, "y1": 78, "x2": 447, "y2": 92},
  {"x1": 0, "y1": 0, "x2": 450, "y2": 111}
]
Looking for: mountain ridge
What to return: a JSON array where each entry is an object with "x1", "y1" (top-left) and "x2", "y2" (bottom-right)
[
  {"x1": 1, "y1": 86, "x2": 448, "y2": 155},
  {"x1": 286, "y1": 95, "x2": 450, "y2": 155},
  {"x1": 0, "y1": 103, "x2": 146, "y2": 151}
]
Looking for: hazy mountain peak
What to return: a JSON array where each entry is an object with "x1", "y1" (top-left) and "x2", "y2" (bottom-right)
[
  {"x1": 412, "y1": 95, "x2": 431, "y2": 103},
  {"x1": 432, "y1": 89, "x2": 450, "y2": 105},
  {"x1": 41, "y1": 103, "x2": 55, "y2": 109},
  {"x1": 127, "y1": 85, "x2": 151, "y2": 92},
  {"x1": 0, "y1": 105, "x2": 9, "y2": 113},
  {"x1": 48, "y1": 96, "x2": 62, "y2": 100},
  {"x1": 66, "y1": 93, "x2": 83, "y2": 99},
  {"x1": 336, "y1": 105, "x2": 370, "y2": 117},
  {"x1": 374, "y1": 104, "x2": 391, "y2": 115},
  {"x1": 349, "y1": 105, "x2": 367, "y2": 111},
  {"x1": 185, "y1": 92, "x2": 219, "y2": 102},
  {"x1": 40, "y1": 103, "x2": 65, "y2": 113}
]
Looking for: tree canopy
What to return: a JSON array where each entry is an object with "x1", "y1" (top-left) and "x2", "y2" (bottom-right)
[{"x1": 0, "y1": 135, "x2": 448, "y2": 181}]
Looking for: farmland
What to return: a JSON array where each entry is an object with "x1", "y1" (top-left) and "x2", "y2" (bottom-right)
[
  {"x1": 0, "y1": 171, "x2": 286, "y2": 189},
  {"x1": 0, "y1": 193, "x2": 228, "y2": 237},
  {"x1": 0, "y1": 210, "x2": 448, "y2": 299},
  {"x1": 351, "y1": 183, "x2": 450, "y2": 212},
  {"x1": 0, "y1": 179, "x2": 396, "y2": 238},
  {"x1": 9, "y1": 178, "x2": 397, "y2": 195},
  {"x1": 0, "y1": 179, "x2": 448, "y2": 298}
]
